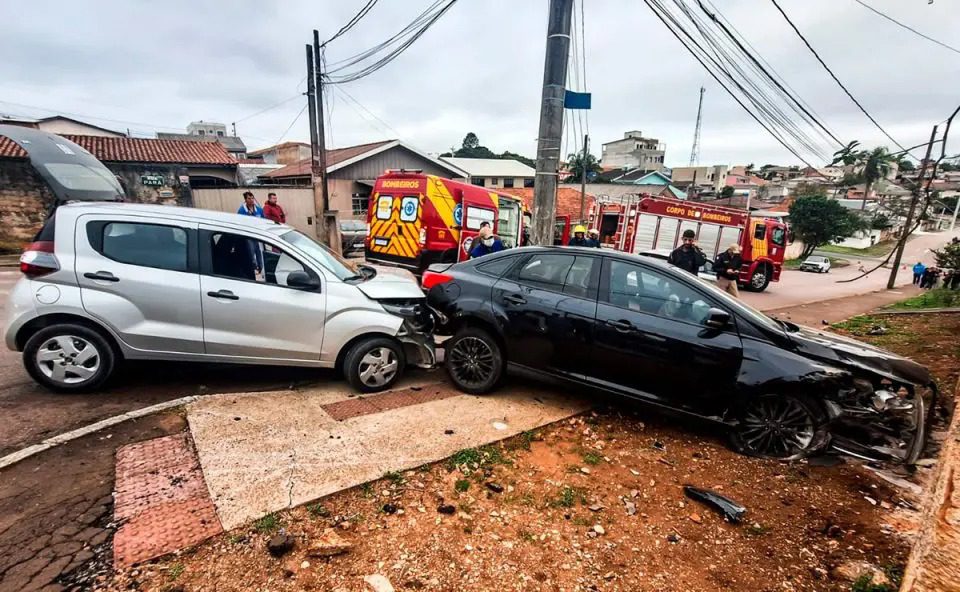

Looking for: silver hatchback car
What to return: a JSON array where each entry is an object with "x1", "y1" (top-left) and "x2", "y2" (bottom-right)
[{"x1": 5, "y1": 203, "x2": 435, "y2": 393}]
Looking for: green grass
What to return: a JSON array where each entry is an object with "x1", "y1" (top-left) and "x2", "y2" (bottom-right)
[
  {"x1": 581, "y1": 451, "x2": 603, "y2": 466},
  {"x1": 253, "y1": 513, "x2": 280, "y2": 533},
  {"x1": 383, "y1": 470, "x2": 405, "y2": 485},
  {"x1": 851, "y1": 574, "x2": 894, "y2": 592},
  {"x1": 507, "y1": 429, "x2": 538, "y2": 451},
  {"x1": 447, "y1": 445, "x2": 512, "y2": 472},
  {"x1": 454, "y1": 479, "x2": 471, "y2": 493},
  {"x1": 889, "y1": 288, "x2": 960, "y2": 310},
  {"x1": 818, "y1": 239, "x2": 897, "y2": 258},
  {"x1": 306, "y1": 503, "x2": 330, "y2": 518},
  {"x1": 831, "y1": 315, "x2": 897, "y2": 337},
  {"x1": 549, "y1": 485, "x2": 587, "y2": 509},
  {"x1": 167, "y1": 562, "x2": 184, "y2": 580}
]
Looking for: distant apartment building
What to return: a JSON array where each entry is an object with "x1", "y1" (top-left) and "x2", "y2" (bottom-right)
[
  {"x1": 670, "y1": 165, "x2": 728, "y2": 192},
  {"x1": 601, "y1": 131, "x2": 665, "y2": 172},
  {"x1": 438, "y1": 157, "x2": 534, "y2": 188},
  {"x1": 158, "y1": 120, "x2": 247, "y2": 159}
]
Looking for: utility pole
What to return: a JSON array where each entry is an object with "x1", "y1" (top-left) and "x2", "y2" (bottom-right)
[
  {"x1": 305, "y1": 44, "x2": 324, "y2": 241},
  {"x1": 689, "y1": 86, "x2": 705, "y2": 166},
  {"x1": 578, "y1": 133, "x2": 589, "y2": 224},
  {"x1": 887, "y1": 124, "x2": 937, "y2": 289},
  {"x1": 312, "y1": 30, "x2": 339, "y2": 251},
  {"x1": 532, "y1": 0, "x2": 574, "y2": 246},
  {"x1": 231, "y1": 122, "x2": 237, "y2": 137}
]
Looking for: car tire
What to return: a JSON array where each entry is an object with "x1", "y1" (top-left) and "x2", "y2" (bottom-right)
[
  {"x1": 343, "y1": 336, "x2": 405, "y2": 393},
  {"x1": 444, "y1": 327, "x2": 504, "y2": 395},
  {"x1": 729, "y1": 393, "x2": 830, "y2": 460},
  {"x1": 23, "y1": 324, "x2": 116, "y2": 393},
  {"x1": 745, "y1": 266, "x2": 771, "y2": 292}
]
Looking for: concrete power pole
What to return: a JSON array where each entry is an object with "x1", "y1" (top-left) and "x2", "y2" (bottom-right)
[
  {"x1": 887, "y1": 125, "x2": 938, "y2": 289},
  {"x1": 305, "y1": 44, "x2": 325, "y2": 242},
  {"x1": 531, "y1": 0, "x2": 574, "y2": 246}
]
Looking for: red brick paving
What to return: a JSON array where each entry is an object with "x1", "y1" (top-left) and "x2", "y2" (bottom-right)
[
  {"x1": 322, "y1": 386, "x2": 456, "y2": 421},
  {"x1": 112, "y1": 433, "x2": 222, "y2": 567}
]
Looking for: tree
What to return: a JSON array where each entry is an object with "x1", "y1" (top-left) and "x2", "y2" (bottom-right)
[
  {"x1": 462, "y1": 133, "x2": 479, "y2": 150},
  {"x1": 500, "y1": 150, "x2": 536, "y2": 169},
  {"x1": 896, "y1": 156, "x2": 915, "y2": 172},
  {"x1": 720, "y1": 186, "x2": 734, "y2": 198},
  {"x1": 789, "y1": 194, "x2": 867, "y2": 257},
  {"x1": 565, "y1": 151, "x2": 601, "y2": 182},
  {"x1": 871, "y1": 213, "x2": 893, "y2": 230},
  {"x1": 933, "y1": 240, "x2": 960, "y2": 270},
  {"x1": 831, "y1": 141, "x2": 895, "y2": 211}
]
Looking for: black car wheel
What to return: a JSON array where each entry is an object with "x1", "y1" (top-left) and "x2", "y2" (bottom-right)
[
  {"x1": 444, "y1": 327, "x2": 503, "y2": 394},
  {"x1": 730, "y1": 394, "x2": 829, "y2": 460}
]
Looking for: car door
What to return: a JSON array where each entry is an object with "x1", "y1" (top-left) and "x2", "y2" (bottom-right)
[
  {"x1": 74, "y1": 214, "x2": 204, "y2": 354},
  {"x1": 198, "y1": 225, "x2": 326, "y2": 361},
  {"x1": 458, "y1": 196, "x2": 496, "y2": 261},
  {"x1": 590, "y1": 257, "x2": 742, "y2": 410},
  {"x1": 492, "y1": 252, "x2": 599, "y2": 378}
]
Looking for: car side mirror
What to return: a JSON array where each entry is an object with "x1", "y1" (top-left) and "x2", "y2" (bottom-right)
[
  {"x1": 287, "y1": 270, "x2": 320, "y2": 291},
  {"x1": 704, "y1": 308, "x2": 731, "y2": 330}
]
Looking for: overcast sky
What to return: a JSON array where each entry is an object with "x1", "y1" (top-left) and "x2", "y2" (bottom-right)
[{"x1": 2, "y1": 0, "x2": 958, "y2": 168}]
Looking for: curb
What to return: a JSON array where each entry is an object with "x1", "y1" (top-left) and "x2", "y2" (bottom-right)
[
  {"x1": 872, "y1": 308, "x2": 960, "y2": 316},
  {"x1": 0, "y1": 395, "x2": 199, "y2": 471},
  {"x1": 900, "y1": 373, "x2": 960, "y2": 591}
]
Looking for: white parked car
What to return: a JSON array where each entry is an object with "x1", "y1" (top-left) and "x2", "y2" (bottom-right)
[
  {"x1": 5, "y1": 203, "x2": 435, "y2": 393},
  {"x1": 799, "y1": 256, "x2": 831, "y2": 273}
]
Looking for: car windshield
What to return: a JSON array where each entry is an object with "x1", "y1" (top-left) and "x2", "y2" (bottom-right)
[
  {"x1": 340, "y1": 220, "x2": 365, "y2": 231},
  {"x1": 282, "y1": 230, "x2": 360, "y2": 281},
  {"x1": 679, "y1": 265, "x2": 785, "y2": 334},
  {"x1": 806, "y1": 256, "x2": 826, "y2": 263}
]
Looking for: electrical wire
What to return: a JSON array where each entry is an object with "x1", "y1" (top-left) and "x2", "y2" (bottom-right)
[
  {"x1": 333, "y1": 85, "x2": 403, "y2": 138},
  {"x1": 853, "y1": 0, "x2": 960, "y2": 56},
  {"x1": 322, "y1": 0, "x2": 380, "y2": 47},
  {"x1": 273, "y1": 101, "x2": 308, "y2": 145},
  {"x1": 234, "y1": 93, "x2": 303, "y2": 124},
  {"x1": 769, "y1": 0, "x2": 917, "y2": 160}
]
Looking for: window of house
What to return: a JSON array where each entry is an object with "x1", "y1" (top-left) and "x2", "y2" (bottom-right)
[
  {"x1": 523, "y1": 178, "x2": 535, "y2": 188},
  {"x1": 503, "y1": 178, "x2": 515, "y2": 188},
  {"x1": 99, "y1": 222, "x2": 188, "y2": 272},
  {"x1": 604, "y1": 260, "x2": 714, "y2": 325},
  {"x1": 352, "y1": 194, "x2": 369, "y2": 216},
  {"x1": 210, "y1": 232, "x2": 308, "y2": 287},
  {"x1": 198, "y1": 130, "x2": 205, "y2": 136},
  {"x1": 470, "y1": 177, "x2": 485, "y2": 187},
  {"x1": 490, "y1": 178, "x2": 500, "y2": 187}
]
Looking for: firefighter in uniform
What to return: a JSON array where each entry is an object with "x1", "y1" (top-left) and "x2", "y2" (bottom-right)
[{"x1": 567, "y1": 225, "x2": 590, "y2": 247}]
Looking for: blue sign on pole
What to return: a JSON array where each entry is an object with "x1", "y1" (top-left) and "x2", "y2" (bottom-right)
[{"x1": 564, "y1": 90, "x2": 592, "y2": 109}]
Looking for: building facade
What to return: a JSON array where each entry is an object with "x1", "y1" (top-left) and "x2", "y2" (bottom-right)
[
  {"x1": 601, "y1": 131, "x2": 665, "y2": 172},
  {"x1": 158, "y1": 120, "x2": 247, "y2": 159},
  {"x1": 438, "y1": 157, "x2": 535, "y2": 189},
  {"x1": 669, "y1": 165, "x2": 728, "y2": 192},
  {"x1": 247, "y1": 142, "x2": 312, "y2": 166}
]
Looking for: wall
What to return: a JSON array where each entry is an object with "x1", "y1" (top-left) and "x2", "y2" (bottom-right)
[
  {"x1": 601, "y1": 140, "x2": 665, "y2": 172},
  {"x1": 0, "y1": 159, "x2": 56, "y2": 246},
  {"x1": 671, "y1": 165, "x2": 728, "y2": 192},
  {"x1": 110, "y1": 164, "x2": 193, "y2": 207},
  {"x1": 36, "y1": 120, "x2": 123, "y2": 137},
  {"x1": 192, "y1": 186, "x2": 317, "y2": 234}
]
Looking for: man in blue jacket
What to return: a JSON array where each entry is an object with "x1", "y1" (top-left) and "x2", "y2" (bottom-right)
[
  {"x1": 912, "y1": 261, "x2": 926, "y2": 285},
  {"x1": 469, "y1": 224, "x2": 504, "y2": 259},
  {"x1": 238, "y1": 192, "x2": 264, "y2": 218}
]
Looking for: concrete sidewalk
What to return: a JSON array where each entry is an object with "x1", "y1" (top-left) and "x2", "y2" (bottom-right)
[{"x1": 186, "y1": 376, "x2": 588, "y2": 530}]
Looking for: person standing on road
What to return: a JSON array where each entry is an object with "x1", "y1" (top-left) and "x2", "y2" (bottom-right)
[
  {"x1": 586, "y1": 228, "x2": 601, "y2": 248},
  {"x1": 713, "y1": 244, "x2": 742, "y2": 297},
  {"x1": 568, "y1": 225, "x2": 590, "y2": 247},
  {"x1": 469, "y1": 225, "x2": 504, "y2": 259},
  {"x1": 668, "y1": 229, "x2": 707, "y2": 275},
  {"x1": 912, "y1": 261, "x2": 926, "y2": 285},
  {"x1": 237, "y1": 191, "x2": 263, "y2": 218},
  {"x1": 262, "y1": 192, "x2": 286, "y2": 224}
]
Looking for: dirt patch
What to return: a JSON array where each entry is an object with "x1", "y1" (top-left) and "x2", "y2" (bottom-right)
[
  {"x1": 0, "y1": 411, "x2": 186, "y2": 592},
  {"x1": 107, "y1": 411, "x2": 912, "y2": 592}
]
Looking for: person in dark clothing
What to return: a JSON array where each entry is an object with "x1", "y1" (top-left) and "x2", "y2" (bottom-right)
[
  {"x1": 586, "y1": 228, "x2": 601, "y2": 248},
  {"x1": 567, "y1": 225, "x2": 590, "y2": 247},
  {"x1": 713, "y1": 244, "x2": 742, "y2": 297},
  {"x1": 469, "y1": 225, "x2": 504, "y2": 258},
  {"x1": 668, "y1": 229, "x2": 707, "y2": 275}
]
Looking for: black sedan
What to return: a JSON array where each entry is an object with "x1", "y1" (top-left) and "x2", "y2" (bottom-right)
[{"x1": 423, "y1": 247, "x2": 933, "y2": 464}]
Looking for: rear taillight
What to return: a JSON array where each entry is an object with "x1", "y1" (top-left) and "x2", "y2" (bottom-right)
[
  {"x1": 418, "y1": 227, "x2": 427, "y2": 246},
  {"x1": 20, "y1": 241, "x2": 59, "y2": 278},
  {"x1": 421, "y1": 271, "x2": 454, "y2": 290}
]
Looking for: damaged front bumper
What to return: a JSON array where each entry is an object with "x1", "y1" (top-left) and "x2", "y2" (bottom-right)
[
  {"x1": 827, "y1": 379, "x2": 936, "y2": 465},
  {"x1": 379, "y1": 300, "x2": 437, "y2": 370}
]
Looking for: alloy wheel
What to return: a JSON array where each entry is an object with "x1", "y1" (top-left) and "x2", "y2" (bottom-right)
[
  {"x1": 447, "y1": 336, "x2": 496, "y2": 389},
  {"x1": 35, "y1": 335, "x2": 101, "y2": 385},
  {"x1": 738, "y1": 396, "x2": 815, "y2": 458},
  {"x1": 751, "y1": 270, "x2": 768, "y2": 289},
  {"x1": 358, "y1": 347, "x2": 399, "y2": 388}
]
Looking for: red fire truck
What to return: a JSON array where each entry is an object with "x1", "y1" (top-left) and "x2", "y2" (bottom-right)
[
  {"x1": 589, "y1": 196, "x2": 789, "y2": 291},
  {"x1": 365, "y1": 171, "x2": 525, "y2": 274}
]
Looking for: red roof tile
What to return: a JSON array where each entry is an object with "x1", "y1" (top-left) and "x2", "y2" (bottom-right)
[
  {"x1": 498, "y1": 187, "x2": 597, "y2": 220},
  {"x1": 260, "y1": 140, "x2": 395, "y2": 179},
  {"x1": 0, "y1": 136, "x2": 28, "y2": 159},
  {"x1": 63, "y1": 135, "x2": 235, "y2": 165}
]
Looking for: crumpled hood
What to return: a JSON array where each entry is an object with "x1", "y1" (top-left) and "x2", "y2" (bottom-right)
[
  {"x1": 355, "y1": 272, "x2": 425, "y2": 300},
  {"x1": 788, "y1": 325, "x2": 931, "y2": 385}
]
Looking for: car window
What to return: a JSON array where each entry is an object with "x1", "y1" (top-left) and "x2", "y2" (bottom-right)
[
  {"x1": 605, "y1": 259, "x2": 714, "y2": 325},
  {"x1": 562, "y1": 256, "x2": 597, "y2": 298},
  {"x1": 476, "y1": 255, "x2": 518, "y2": 278},
  {"x1": 754, "y1": 224, "x2": 766, "y2": 240},
  {"x1": 99, "y1": 222, "x2": 188, "y2": 272},
  {"x1": 771, "y1": 226, "x2": 785, "y2": 246},
  {"x1": 210, "y1": 232, "x2": 307, "y2": 287},
  {"x1": 516, "y1": 254, "x2": 575, "y2": 290},
  {"x1": 375, "y1": 195, "x2": 393, "y2": 220}
]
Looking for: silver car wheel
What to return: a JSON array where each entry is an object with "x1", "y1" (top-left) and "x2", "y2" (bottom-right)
[
  {"x1": 751, "y1": 270, "x2": 768, "y2": 289},
  {"x1": 35, "y1": 335, "x2": 101, "y2": 385},
  {"x1": 358, "y1": 347, "x2": 399, "y2": 388}
]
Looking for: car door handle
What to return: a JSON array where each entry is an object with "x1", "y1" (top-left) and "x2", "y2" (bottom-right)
[
  {"x1": 606, "y1": 319, "x2": 634, "y2": 332},
  {"x1": 207, "y1": 290, "x2": 239, "y2": 301},
  {"x1": 83, "y1": 271, "x2": 119, "y2": 282},
  {"x1": 503, "y1": 294, "x2": 527, "y2": 305}
]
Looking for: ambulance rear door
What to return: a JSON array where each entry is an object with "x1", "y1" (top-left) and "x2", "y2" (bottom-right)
[{"x1": 458, "y1": 190, "x2": 497, "y2": 261}]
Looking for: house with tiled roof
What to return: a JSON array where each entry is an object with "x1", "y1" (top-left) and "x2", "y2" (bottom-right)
[
  {"x1": 257, "y1": 139, "x2": 467, "y2": 219},
  {"x1": 497, "y1": 187, "x2": 598, "y2": 223}
]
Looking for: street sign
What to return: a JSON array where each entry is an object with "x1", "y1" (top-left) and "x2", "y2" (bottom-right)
[{"x1": 141, "y1": 175, "x2": 165, "y2": 186}]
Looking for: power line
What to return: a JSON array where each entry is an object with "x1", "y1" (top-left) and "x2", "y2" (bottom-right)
[
  {"x1": 580, "y1": 0, "x2": 589, "y2": 137},
  {"x1": 322, "y1": 0, "x2": 380, "y2": 47},
  {"x1": 274, "y1": 101, "x2": 308, "y2": 145},
  {"x1": 333, "y1": 85, "x2": 403, "y2": 138},
  {"x1": 769, "y1": 0, "x2": 917, "y2": 160},
  {"x1": 234, "y1": 93, "x2": 303, "y2": 124},
  {"x1": 853, "y1": 0, "x2": 960, "y2": 56}
]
